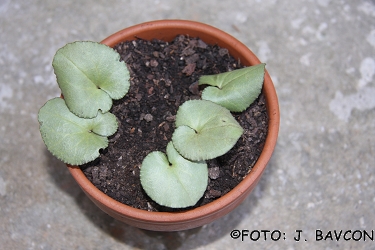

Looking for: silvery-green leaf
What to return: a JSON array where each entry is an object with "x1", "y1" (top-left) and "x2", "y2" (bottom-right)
[
  {"x1": 140, "y1": 142, "x2": 208, "y2": 208},
  {"x1": 172, "y1": 100, "x2": 243, "y2": 161},
  {"x1": 53, "y1": 41, "x2": 130, "y2": 118},
  {"x1": 38, "y1": 98, "x2": 118, "y2": 165},
  {"x1": 199, "y1": 63, "x2": 265, "y2": 112}
]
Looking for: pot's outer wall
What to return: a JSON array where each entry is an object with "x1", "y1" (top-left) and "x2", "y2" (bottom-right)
[{"x1": 68, "y1": 20, "x2": 280, "y2": 231}]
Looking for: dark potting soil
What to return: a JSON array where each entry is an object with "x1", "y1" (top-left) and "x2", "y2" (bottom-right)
[{"x1": 80, "y1": 35, "x2": 268, "y2": 212}]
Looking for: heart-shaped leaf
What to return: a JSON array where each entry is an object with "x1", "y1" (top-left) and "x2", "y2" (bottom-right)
[
  {"x1": 53, "y1": 41, "x2": 130, "y2": 118},
  {"x1": 38, "y1": 98, "x2": 118, "y2": 165},
  {"x1": 172, "y1": 100, "x2": 243, "y2": 161},
  {"x1": 140, "y1": 142, "x2": 208, "y2": 208},
  {"x1": 199, "y1": 63, "x2": 265, "y2": 112}
]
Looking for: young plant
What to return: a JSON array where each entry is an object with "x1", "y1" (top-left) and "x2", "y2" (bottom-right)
[
  {"x1": 38, "y1": 41, "x2": 130, "y2": 165},
  {"x1": 140, "y1": 142, "x2": 208, "y2": 208},
  {"x1": 200, "y1": 63, "x2": 265, "y2": 112},
  {"x1": 172, "y1": 99, "x2": 243, "y2": 161},
  {"x1": 140, "y1": 64, "x2": 266, "y2": 208},
  {"x1": 38, "y1": 98, "x2": 118, "y2": 165},
  {"x1": 52, "y1": 41, "x2": 130, "y2": 118},
  {"x1": 38, "y1": 39, "x2": 266, "y2": 209}
]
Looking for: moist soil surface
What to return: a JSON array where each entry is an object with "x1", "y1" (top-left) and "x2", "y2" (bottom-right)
[{"x1": 80, "y1": 35, "x2": 268, "y2": 212}]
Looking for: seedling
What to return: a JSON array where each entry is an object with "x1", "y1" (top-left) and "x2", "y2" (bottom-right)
[
  {"x1": 38, "y1": 40, "x2": 265, "y2": 209},
  {"x1": 52, "y1": 41, "x2": 130, "y2": 118},
  {"x1": 140, "y1": 142, "x2": 208, "y2": 208},
  {"x1": 38, "y1": 98, "x2": 118, "y2": 165},
  {"x1": 172, "y1": 99, "x2": 243, "y2": 161},
  {"x1": 199, "y1": 63, "x2": 265, "y2": 112},
  {"x1": 38, "y1": 41, "x2": 130, "y2": 165},
  {"x1": 141, "y1": 65, "x2": 265, "y2": 208}
]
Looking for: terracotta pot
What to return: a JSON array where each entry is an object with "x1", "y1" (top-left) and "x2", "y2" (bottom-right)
[{"x1": 67, "y1": 20, "x2": 280, "y2": 231}]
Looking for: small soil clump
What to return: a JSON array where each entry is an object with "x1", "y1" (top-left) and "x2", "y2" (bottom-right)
[{"x1": 80, "y1": 35, "x2": 268, "y2": 212}]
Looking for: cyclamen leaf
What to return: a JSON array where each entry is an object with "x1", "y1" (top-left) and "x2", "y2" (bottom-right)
[
  {"x1": 140, "y1": 142, "x2": 208, "y2": 208},
  {"x1": 38, "y1": 98, "x2": 118, "y2": 165},
  {"x1": 199, "y1": 63, "x2": 265, "y2": 112},
  {"x1": 172, "y1": 100, "x2": 243, "y2": 161},
  {"x1": 53, "y1": 41, "x2": 130, "y2": 118}
]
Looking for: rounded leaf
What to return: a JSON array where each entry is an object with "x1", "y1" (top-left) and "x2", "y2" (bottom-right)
[
  {"x1": 38, "y1": 98, "x2": 118, "y2": 165},
  {"x1": 140, "y1": 142, "x2": 208, "y2": 208},
  {"x1": 172, "y1": 100, "x2": 243, "y2": 161},
  {"x1": 53, "y1": 41, "x2": 130, "y2": 118},
  {"x1": 200, "y1": 63, "x2": 265, "y2": 112}
]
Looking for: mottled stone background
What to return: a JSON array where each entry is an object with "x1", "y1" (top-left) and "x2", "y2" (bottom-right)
[{"x1": 1, "y1": 0, "x2": 374, "y2": 249}]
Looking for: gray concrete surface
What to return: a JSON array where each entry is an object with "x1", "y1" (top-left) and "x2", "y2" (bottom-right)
[{"x1": 1, "y1": 0, "x2": 375, "y2": 249}]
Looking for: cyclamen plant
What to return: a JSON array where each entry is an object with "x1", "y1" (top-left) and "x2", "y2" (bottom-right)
[
  {"x1": 38, "y1": 41, "x2": 265, "y2": 209},
  {"x1": 39, "y1": 42, "x2": 130, "y2": 165}
]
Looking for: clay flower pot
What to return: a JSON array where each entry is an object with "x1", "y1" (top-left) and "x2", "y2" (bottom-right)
[{"x1": 67, "y1": 20, "x2": 280, "y2": 231}]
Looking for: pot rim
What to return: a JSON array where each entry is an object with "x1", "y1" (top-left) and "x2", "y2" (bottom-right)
[{"x1": 68, "y1": 19, "x2": 279, "y2": 225}]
